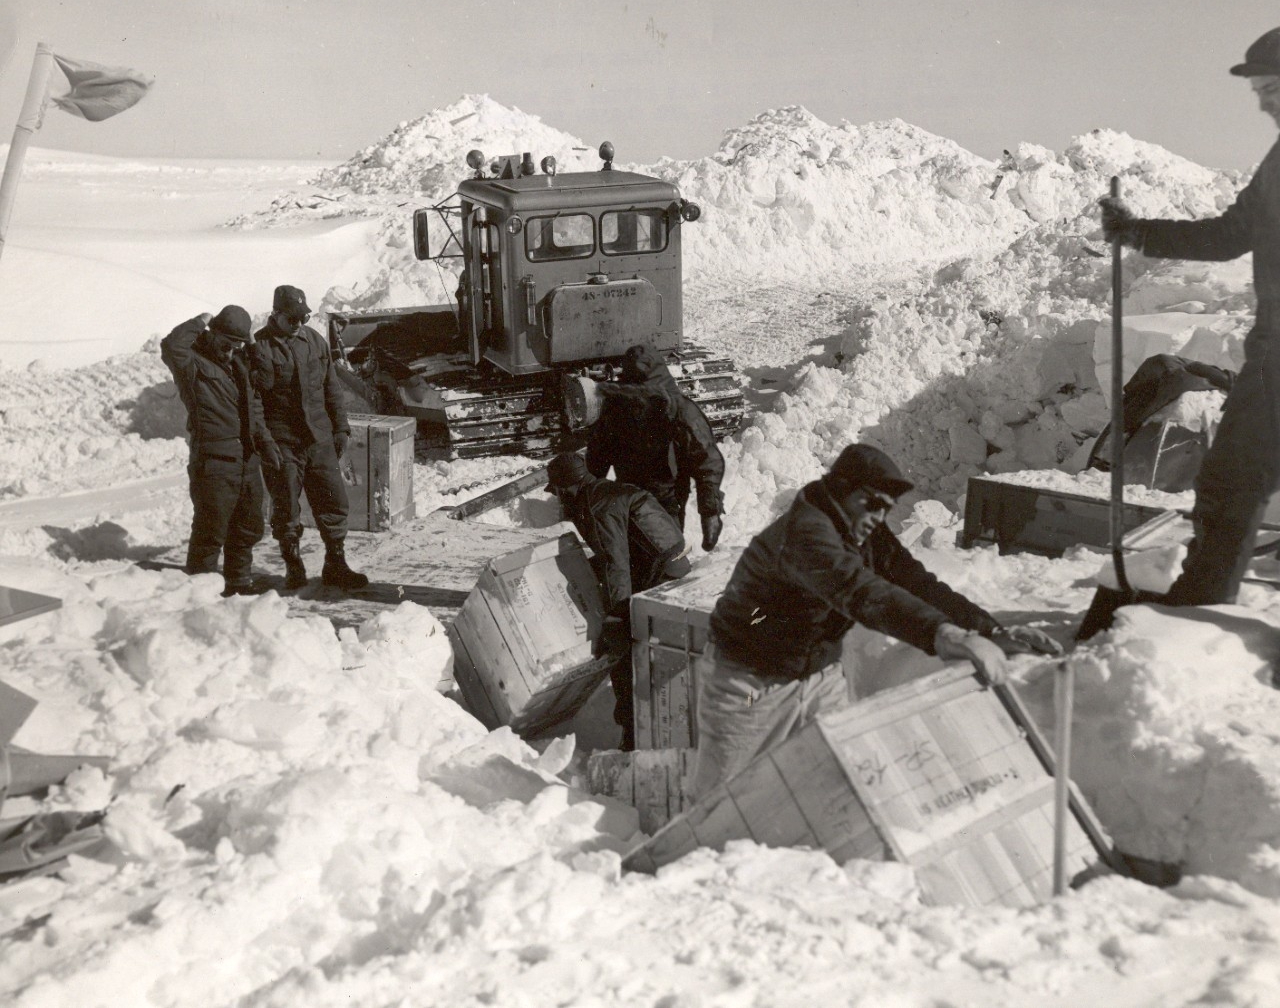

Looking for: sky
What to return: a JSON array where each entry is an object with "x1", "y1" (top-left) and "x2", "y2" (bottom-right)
[{"x1": 1, "y1": 1, "x2": 1278, "y2": 172}]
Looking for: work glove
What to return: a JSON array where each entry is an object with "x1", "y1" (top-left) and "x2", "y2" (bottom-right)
[
  {"x1": 598, "y1": 615, "x2": 630, "y2": 656},
  {"x1": 195, "y1": 312, "x2": 213, "y2": 328},
  {"x1": 934, "y1": 623, "x2": 1009, "y2": 686},
  {"x1": 991, "y1": 624, "x2": 1064, "y2": 657},
  {"x1": 334, "y1": 431, "x2": 349, "y2": 458},
  {"x1": 260, "y1": 440, "x2": 284, "y2": 472},
  {"x1": 1098, "y1": 196, "x2": 1144, "y2": 250},
  {"x1": 701, "y1": 514, "x2": 723, "y2": 551}
]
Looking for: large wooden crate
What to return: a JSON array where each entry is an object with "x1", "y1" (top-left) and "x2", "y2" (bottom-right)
[
  {"x1": 263, "y1": 413, "x2": 415, "y2": 533},
  {"x1": 586, "y1": 748, "x2": 693, "y2": 835},
  {"x1": 624, "y1": 666, "x2": 1110, "y2": 909},
  {"x1": 448, "y1": 532, "x2": 621, "y2": 738},
  {"x1": 960, "y1": 476, "x2": 1174, "y2": 557},
  {"x1": 630, "y1": 549, "x2": 742, "y2": 751}
]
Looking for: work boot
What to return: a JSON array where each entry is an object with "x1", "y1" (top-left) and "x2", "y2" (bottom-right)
[
  {"x1": 321, "y1": 543, "x2": 369, "y2": 590},
  {"x1": 221, "y1": 579, "x2": 267, "y2": 598},
  {"x1": 280, "y1": 537, "x2": 308, "y2": 590}
]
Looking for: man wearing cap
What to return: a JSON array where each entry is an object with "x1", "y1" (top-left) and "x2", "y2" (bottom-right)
[
  {"x1": 546, "y1": 451, "x2": 692, "y2": 750},
  {"x1": 1100, "y1": 27, "x2": 1280, "y2": 606},
  {"x1": 250, "y1": 284, "x2": 367, "y2": 591},
  {"x1": 586, "y1": 344, "x2": 726, "y2": 552},
  {"x1": 691, "y1": 443, "x2": 1061, "y2": 799},
  {"x1": 161, "y1": 307, "x2": 281, "y2": 597}
]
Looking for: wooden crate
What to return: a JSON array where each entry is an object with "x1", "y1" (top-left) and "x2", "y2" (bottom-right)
[
  {"x1": 960, "y1": 476, "x2": 1175, "y2": 557},
  {"x1": 586, "y1": 748, "x2": 693, "y2": 835},
  {"x1": 630, "y1": 549, "x2": 742, "y2": 751},
  {"x1": 447, "y1": 532, "x2": 621, "y2": 738},
  {"x1": 345, "y1": 413, "x2": 416, "y2": 532},
  {"x1": 262, "y1": 414, "x2": 415, "y2": 533},
  {"x1": 623, "y1": 666, "x2": 1110, "y2": 909}
]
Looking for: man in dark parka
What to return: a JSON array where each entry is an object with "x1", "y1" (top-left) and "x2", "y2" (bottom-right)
[
  {"x1": 1101, "y1": 28, "x2": 1280, "y2": 605},
  {"x1": 161, "y1": 305, "x2": 280, "y2": 596},
  {"x1": 546, "y1": 451, "x2": 692, "y2": 750},
  {"x1": 692, "y1": 444, "x2": 1061, "y2": 799},
  {"x1": 250, "y1": 284, "x2": 367, "y2": 591},
  {"x1": 586, "y1": 344, "x2": 726, "y2": 551}
]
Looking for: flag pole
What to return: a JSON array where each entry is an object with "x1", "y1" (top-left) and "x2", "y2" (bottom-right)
[{"x1": 0, "y1": 43, "x2": 55, "y2": 265}]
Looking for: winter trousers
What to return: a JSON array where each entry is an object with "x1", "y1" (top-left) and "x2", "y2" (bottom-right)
[
  {"x1": 689, "y1": 643, "x2": 848, "y2": 803},
  {"x1": 1166, "y1": 322, "x2": 1280, "y2": 606},
  {"x1": 262, "y1": 439, "x2": 350, "y2": 547},
  {"x1": 186, "y1": 451, "x2": 264, "y2": 582}
]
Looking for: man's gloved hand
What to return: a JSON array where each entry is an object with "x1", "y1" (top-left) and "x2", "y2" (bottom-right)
[
  {"x1": 598, "y1": 615, "x2": 630, "y2": 656},
  {"x1": 991, "y1": 624, "x2": 1064, "y2": 657},
  {"x1": 334, "y1": 431, "x2": 349, "y2": 458},
  {"x1": 1098, "y1": 196, "x2": 1144, "y2": 249},
  {"x1": 260, "y1": 440, "x2": 283, "y2": 472},
  {"x1": 196, "y1": 312, "x2": 213, "y2": 328},
  {"x1": 934, "y1": 623, "x2": 1009, "y2": 686},
  {"x1": 701, "y1": 514, "x2": 723, "y2": 551}
]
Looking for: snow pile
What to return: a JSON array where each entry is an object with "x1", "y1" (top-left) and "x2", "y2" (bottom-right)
[{"x1": 0, "y1": 353, "x2": 187, "y2": 500}]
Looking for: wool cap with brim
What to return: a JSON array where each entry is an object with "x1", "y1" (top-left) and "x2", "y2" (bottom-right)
[
  {"x1": 209, "y1": 305, "x2": 252, "y2": 342},
  {"x1": 826, "y1": 443, "x2": 914, "y2": 497},
  {"x1": 619, "y1": 344, "x2": 668, "y2": 383},
  {"x1": 1231, "y1": 27, "x2": 1280, "y2": 76},
  {"x1": 273, "y1": 284, "x2": 310, "y2": 315},
  {"x1": 546, "y1": 451, "x2": 590, "y2": 492}
]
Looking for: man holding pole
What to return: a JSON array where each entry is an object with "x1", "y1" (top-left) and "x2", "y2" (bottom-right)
[{"x1": 1100, "y1": 27, "x2": 1280, "y2": 606}]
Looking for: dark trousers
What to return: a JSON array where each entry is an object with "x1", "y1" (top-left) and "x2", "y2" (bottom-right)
[
  {"x1": 1166, "y1": 326, "x2": 1280, "y2": 605},
  {"x1": 607, "y1": 551, "x2": 693, "y2": 740},
  {"x1": 262, "y1": 439, "x2": 350, "y2": 547},
  {"x1": 186, "y1": 452, "x2": 264, "y2": 582}
]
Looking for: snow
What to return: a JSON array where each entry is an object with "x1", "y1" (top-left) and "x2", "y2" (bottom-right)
[{"x1": 2, "y1": 98, "x2": 1280, "y2": 1005}]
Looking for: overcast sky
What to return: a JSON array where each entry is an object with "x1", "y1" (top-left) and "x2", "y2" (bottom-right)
[{"x1": 1, "y1": 1, "x2": 1277, "y2": 171}]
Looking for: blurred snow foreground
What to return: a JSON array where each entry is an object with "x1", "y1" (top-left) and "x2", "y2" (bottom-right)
[{"x1": 2, "y1": 96, "x2": 1280, "y2": 1005}]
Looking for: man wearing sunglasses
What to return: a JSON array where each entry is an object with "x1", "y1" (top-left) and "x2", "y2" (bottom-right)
[
  {"x1": 691, "y1": 443, "x2": 1061, "y2": 800},
  {"x1": 1100, "y1": 27, "x2": 1280, "y2": 607},
  {"x1": 249, "y1": 284, "x2": 367, "y2": 591}
]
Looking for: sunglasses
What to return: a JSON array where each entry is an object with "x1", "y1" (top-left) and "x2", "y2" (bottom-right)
[
  {"x1": 857, "y1": 490, "x2": 897, "y2": 514},
  {"x1": 281, "y1": 312, "x2": 310, "y2": 326}
]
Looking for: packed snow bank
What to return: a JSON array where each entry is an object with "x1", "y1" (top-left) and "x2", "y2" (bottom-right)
[{"x1": 5, "y1": 552, "x2": 1280, "y2": 1005}]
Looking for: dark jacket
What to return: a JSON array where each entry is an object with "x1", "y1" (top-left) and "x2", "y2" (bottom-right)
[
  {"x1": 562, "y1": 475, "x2": 687, "y2": 617},
  {"x1": 249, "y1": 318, "x2": 349, "y2": 445},
  {"x1": 161, "y1": 318, "x2": 273, "y2": 460},
  {"x1": 1138, "y1": 138, "x2": 1280, "y2": 325},
  {"x1": 710, "y1": 477, "x2": 1000, "y2": 680},
  {"x1": 586, "y1": 367, "x2": 724, "y2": 517}
]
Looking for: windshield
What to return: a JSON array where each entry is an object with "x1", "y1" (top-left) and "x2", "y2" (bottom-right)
[{"x1": 526, "y1": 214, "x2": 594, "y2": 261}]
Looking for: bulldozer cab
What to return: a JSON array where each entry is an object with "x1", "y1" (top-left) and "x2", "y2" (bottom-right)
[{"x1": 413, "y1": 158, "x2": 698, "y2": 378}]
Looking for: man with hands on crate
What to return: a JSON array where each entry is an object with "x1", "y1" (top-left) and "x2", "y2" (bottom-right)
[{"x1": 691, "y1": 443, "x2": 1062, "y2": 800}]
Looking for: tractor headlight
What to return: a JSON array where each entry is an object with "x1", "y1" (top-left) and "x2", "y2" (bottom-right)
[{"x1": 506, "y1": 215, "x2": 524, "y2": 236}]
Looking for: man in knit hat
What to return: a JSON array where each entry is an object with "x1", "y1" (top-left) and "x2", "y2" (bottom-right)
[
  {"x1": 546, "y1": 451, "x2": 692, "y2": 750},
  {"x1": 249, "y1": 284, "x2": 366, "y2": 591},
  {"x1": 586, "y1": 344, "x2": 726, "y2": 551},
  {"x1": 161, "y1": 306, "x2": 281, "y2": 596},
  {"x1": 1100, "y1": 27, "x2": 1280, "y2": 607},
  {"x1": 691, "y1": 443, "x2": 1061, "y2": 799}
]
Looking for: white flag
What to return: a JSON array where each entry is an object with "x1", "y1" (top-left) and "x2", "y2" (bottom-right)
[{"x1": 50, "y1": 54, "x2": 153, "y2": 122}]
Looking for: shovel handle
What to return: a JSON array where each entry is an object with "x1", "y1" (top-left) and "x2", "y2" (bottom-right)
[{"x1": 1109, "y1": 177, "x2": 1132, "y2": 596}]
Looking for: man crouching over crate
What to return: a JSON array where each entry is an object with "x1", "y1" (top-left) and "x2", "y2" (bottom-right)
[
  {"x1": 691, "y1": 443, "x2": 1062, "y2": 800},
  {"x1": 546, "y1": 452, "x2": 692, "y2": 751}
]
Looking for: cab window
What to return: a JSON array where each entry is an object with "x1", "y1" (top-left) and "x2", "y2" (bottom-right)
[
  {"x1": 601, "y1": 209, "x2": 668, "y2": 255},
  {"x1": 526, "y1": 214, "x2": 594, "y2": 261}
]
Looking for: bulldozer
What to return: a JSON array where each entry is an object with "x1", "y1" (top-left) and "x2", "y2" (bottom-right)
[{"x1": 326, "y1": 143, "x2": 745, "y2": 458}]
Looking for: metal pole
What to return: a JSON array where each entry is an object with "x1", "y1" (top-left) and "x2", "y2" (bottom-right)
[
  {"x1": 0, "y1": 43, "x2": 55, "y2": 266},
  {"x1": 1109, "y1": 175, "x2": 1132, "y2": 595},
  {"x1": 1053, "y1": 659, "x2": 1076, "y2": 896}
]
